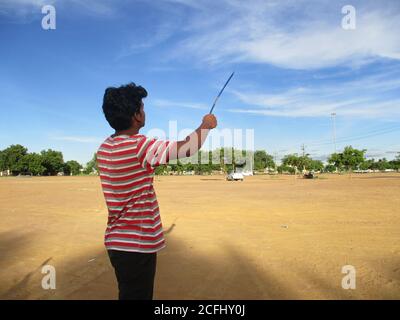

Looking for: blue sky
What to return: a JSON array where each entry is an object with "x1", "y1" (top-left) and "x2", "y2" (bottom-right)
[{"x1": 1, "y1": 0, "x2": 400, "y2": 164}]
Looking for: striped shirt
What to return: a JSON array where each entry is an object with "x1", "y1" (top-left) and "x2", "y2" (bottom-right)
[{"x1": 96, "y1": 134, "x2": 173, "y2": 253}]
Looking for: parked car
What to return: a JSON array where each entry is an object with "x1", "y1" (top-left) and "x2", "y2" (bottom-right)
[{"x1": 226, "y1": 172, "x2": 244, "y2": 181}]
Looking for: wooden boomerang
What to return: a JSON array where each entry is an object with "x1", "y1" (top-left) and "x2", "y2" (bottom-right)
[{"x1": 209, "y1": 72, "x2": 235, "y2": 114}]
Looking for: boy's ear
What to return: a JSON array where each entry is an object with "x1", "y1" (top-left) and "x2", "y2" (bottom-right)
[{"x1": 132, "y1": 112, "x2": 142, "y2": 124}]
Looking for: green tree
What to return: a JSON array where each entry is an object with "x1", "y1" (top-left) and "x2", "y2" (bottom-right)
[
  {"x1": 154, "y1": 164, "x2": 169, "y2": 175},
  {"x1": 265, "y1": 153, "x2": 275, "y2": 170},
  {"x1": 192, "y1": 150, "x2": 210, "y2": 175},
  {"x1": 0, "y1": 150, "x2": 5, "y2": 172},
  {"x1": 277, "y1": 164, "x2": 295, "y2": 174},
  {"x1": 308, "y1": 159, "x2": 324, "y2": 171},
  {"x1": 327, "y1": 152, "x2": 342, "y2": 170},
  {"x1": 282, "y1": 154, "x2": 311, "y2": 172},
  {"x1": 84, "y1": 153, "x2": 99, "y2": 175},
  {"x1": 21, "y1": 153, "x2": 45, "y2": 175},
  {"x1": 41, "y1": 149, "x2": 64, "y2": 175},
  {"x1": 254, "y1": 150, "x2": 267, "y2": 171},
  {"x1": 324, "y1": 164, "x2": 336, "y2": 173},
  {"x1": 375, "y1": 158, "x2": 390, "y2": 171},
  {"x1": 341, "y1": 146, "x2": 366, "y2": 171},
  {"x1": 389, "y1": 154, "x2": 400, "y2": 170},
  {"x1": 282, "y1": 154, "x2": 298, "y2": 168},
  {"x1": 64, "y1": 160, "x2": 82, "y2": 175},
  {"x1": 359, "y1": 159, "x2": 374, "y2": 170},
  {"x1": 0, "y1": 144, "x2": 28, "y2": 175},
  {"x1": 254, "y1": 150, "x2": 275, "y2": 171},
  {"x1": 328, "y1": 146, "x2": 366, "y2": 171}
]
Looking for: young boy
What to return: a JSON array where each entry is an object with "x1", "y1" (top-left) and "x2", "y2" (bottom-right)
[{"x1": 97, "y1": 83, "x2": 217, "y2": 300}]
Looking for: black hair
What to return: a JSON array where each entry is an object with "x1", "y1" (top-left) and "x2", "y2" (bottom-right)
[{"x1": 102, "y1": 82, "x2": 148, "y2": 131}]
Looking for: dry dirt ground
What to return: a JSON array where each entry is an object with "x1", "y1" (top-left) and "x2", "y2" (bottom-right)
[{"x1": 0, "y1": 174, "x2": 399, "y2": 300}]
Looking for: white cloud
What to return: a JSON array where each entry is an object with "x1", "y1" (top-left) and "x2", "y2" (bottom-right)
[
  {"x1": 153, "y1": 98, "x2": 208, "y2": 110},
  {"x1": 166, "y1": 0, "x2": 400, "y2": 69},
  {"x1": 68, "y1": 0, "x2": 118, "y2": 16},
  {"x1": 0, "y1": 0, "x2": 55, "y2": 12},
  {"x1": 5, "y1": 0, "x2": 399, "y2": 70},
  {"x1": 0, "y1": 0, "x2": 117, "y2": 20},
  {"x1": 227, "y1": 69, "x2": 400, "y2": 118},
  {"x1": 116, "y1": 21, "x2": 176, "y2": 59},
  {"x1": 152, "y1": 67, "x2": 400, "y2": 119},
  {"x1": 51, "y1": 136, "x2": 102, "y2": 143},
  {"x1": 2, "y1": 0, "x2": 50, "y2": 6}
]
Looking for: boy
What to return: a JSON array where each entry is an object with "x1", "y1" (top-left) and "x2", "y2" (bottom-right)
[{"x1": 97, "y1": 83, "x2": 217, "y2": 300}]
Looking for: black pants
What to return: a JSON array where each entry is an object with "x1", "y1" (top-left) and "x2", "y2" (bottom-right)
[{"x1": 107, "y1": 250, "x2": 157, "y2": 300}]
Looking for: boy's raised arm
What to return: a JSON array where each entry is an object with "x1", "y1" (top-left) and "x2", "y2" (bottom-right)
[{"x1": 168, "y1": 114, "x2": 217, "y2": 161}]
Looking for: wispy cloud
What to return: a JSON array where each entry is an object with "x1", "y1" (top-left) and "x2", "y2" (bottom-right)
[
  {"x1": 69, "y1": 0, "x2": 117, "y2": 16},
  {"x1": 51, "y1": 136, "x2": 102, "y2": 143},
  {"x1": 1, "y1": 0, "x2": 50, "y2": 7},
  {"x1": 227, "y1": 69, "x2": 400, "y2": 118},
  {"x1": 153, "y1": 98, "x2": 208, "y2": 110},
  {"x1": 0, "y1": 0, "x2": 55, "y2": 22},
  {"x1": 0, "y1": 0, "x2": 117, "y2": 21},
  {"x1": 116, "y1": 21, "x2": 176, "y2": 59},
  {"x1": 164, "y1": 0, "x2": 400, "y2": 69},
  {"x1": 5, "y1": 0, "x2": 399, "y2": 70}
]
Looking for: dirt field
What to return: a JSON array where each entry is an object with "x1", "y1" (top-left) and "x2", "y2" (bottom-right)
[{"x1": 0, "y1": 173, "x2": 399, "y2": 300}]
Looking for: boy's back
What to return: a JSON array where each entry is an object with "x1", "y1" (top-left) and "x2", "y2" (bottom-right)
[{"x1": 97, "y1": 134, "x2": 172, "y2": 253}]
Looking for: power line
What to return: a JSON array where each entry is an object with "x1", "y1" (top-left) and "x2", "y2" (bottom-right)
[
  {"x1": 267, "y1": 123, "x2": 400, "y2": 155},
  {"x1": 309, "y1": 125, "x2": 400, "y2": 147}
]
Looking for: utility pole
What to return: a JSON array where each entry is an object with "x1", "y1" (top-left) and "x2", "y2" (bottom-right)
[
  {"x1": 232, "y1": 147, "x2": 235, "y2": 173},
  {"x1": 331, "y1": 112, "x2": 337, "y2": 153},
  {"x1": 301, "y1": 144, "x2": 306, "y2": 172},
  {"x1": 301, "y1": 144, "x2": 305, "y2": 157}
]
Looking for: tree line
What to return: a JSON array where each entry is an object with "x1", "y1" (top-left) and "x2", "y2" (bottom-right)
[
  {"x1": 0, "y1": 144, "x2": 399, "y2": 176},
  {"x1": 0, "y1": 144, "x2": 96, "y2": 176},
  {"x1": 157, "y1": 146, "x2": 400, "y2": 175}
]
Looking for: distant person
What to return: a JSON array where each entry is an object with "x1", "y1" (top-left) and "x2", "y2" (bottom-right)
[{"x1": 97, "y1": 83, "x2": 217, "y2": 300}]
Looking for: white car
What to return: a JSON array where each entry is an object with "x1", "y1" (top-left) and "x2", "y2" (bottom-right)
[{"x1": 227, "y1": 172, "x2": 244, "y2": 181}]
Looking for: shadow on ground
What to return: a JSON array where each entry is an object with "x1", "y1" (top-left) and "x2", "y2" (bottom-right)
[{"x1": 1, "y1": 227, "x2": 399, "y2": 299}]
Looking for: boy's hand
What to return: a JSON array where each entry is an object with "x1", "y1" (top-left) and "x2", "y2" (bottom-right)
[{"x1": 201, "y1": 114, "x2": 217, "y2": 130}]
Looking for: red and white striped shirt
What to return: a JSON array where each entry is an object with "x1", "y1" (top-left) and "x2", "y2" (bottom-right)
[{"x1": 96, "y1": 134, "x2": 173, "y2": 253}]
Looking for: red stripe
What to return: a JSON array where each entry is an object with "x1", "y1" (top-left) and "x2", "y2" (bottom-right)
[
  {"x1": 97, "y1": 148, "x2": 137, "y2": 157},
  {"x1": 104, "y1": 189, "x2": 155, "y2": 200},
  {"x1": 101, "y1": 177, "x2": 153, "y2": 190},
  {"x1": 106, "y1": 198, "x2": 158, "y2": 208},
  {"x1": 150, "y1": 141, "x2": 169, "y2": 166},
  {"x1": 100, "y1": 141, "x2": 137, "y2": 150},
  {"x1": 105, "y1": 231, "x2": 164, "y2": 241},
  {"x1": 105, "y1": 240, "x2": 165, "y2": 249},
  {"x1": 100, "y1": 170, "x2": 149, "y2": 182},
  {"x1": 107, "y1": 222, "x2": 162, "y2": 233},
  {"x1": 107, "y1": 215, "x2": 161, "y2": 229},
  {"x1": 97, "y1": 164, "x2": 142, "y2": 174},
  {"x1": 112, "y1": 135, "x2": 143, "y2": 141},
  {"x1": 106, "y1": 202, "x2": 158, "y2": 212},
  {"x1": 136, "y1": 136, "x2": 148, "y2": 154},
  {"x1": 123, "y1": 208, "x2": 159, "y2": 217},
  {"x1": 117, "y1": 214, "x2": 160, "y2": 223},
  {"x1": 126, "y1": 199, "x2": 158, "y2": 208},
  {"x1": 138, "y1": 139, "x2": 157, "y2": 164},
  {"x1": 97, "y1": 157, "x2": 137, "y2": 166}
]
